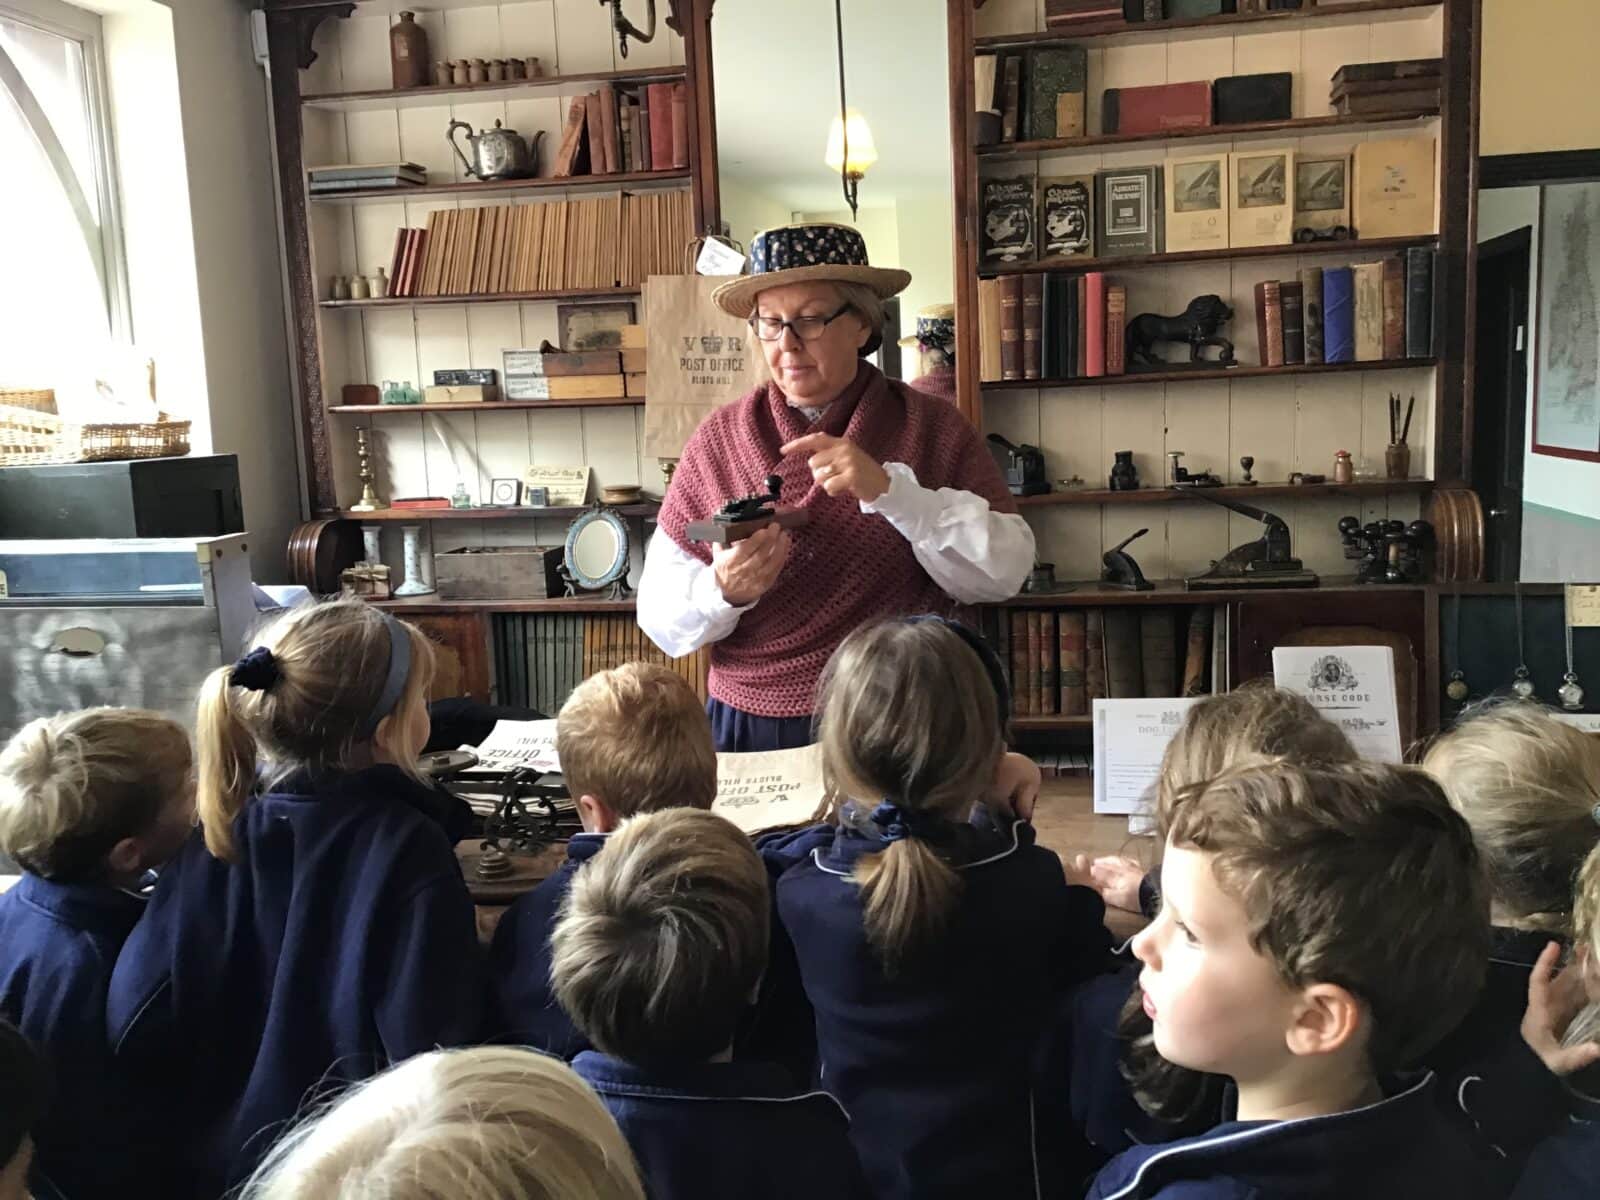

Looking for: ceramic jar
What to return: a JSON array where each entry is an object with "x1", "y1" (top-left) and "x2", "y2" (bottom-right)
[
  {"x1": 507, "y1": 57, "x2": 526, "y2": 80},
  {"x1": 330, "y1": 275, "x2": 351, "y2": 301},
  {"x1": 349, "y1": 274, "x2": 371, "y2": 300},
  {"x1": 487, "y1": 59, "x2": 505, "y2": 82},
  {"x1": 467, "y1": 58, "x2": 487, "y2": 83},
  {"x1": 389, "y1": 11, "x2": 429, "y2": 89},
  {"x1": 431, "y1": 61, "x2": 450, "y2": 86},
  {"x1": 369, "y1": 267, "x2": 389, "y2": 298},
  {"x1": 1333, "y1": 449, "x2": 1353, "y2": 484}
]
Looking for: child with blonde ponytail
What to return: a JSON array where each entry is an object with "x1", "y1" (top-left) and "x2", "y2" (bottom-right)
[
  {"x1": 775, "y1": 617, "x2": 1113, "y2": 1200},
  {"x1": 107, "y1": 598, "x2": 484, "y2": 1200}
]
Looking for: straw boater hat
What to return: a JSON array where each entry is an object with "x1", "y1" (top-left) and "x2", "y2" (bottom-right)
[
  {"x1": 897, "y1": 302, "x2": 956, "y2": 357},
  {"x1": 711, "y1": 223, "x2": 912, "y2": 320}
]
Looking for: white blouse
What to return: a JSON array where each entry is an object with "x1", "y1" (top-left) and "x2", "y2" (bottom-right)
[{"x1": 636, "y1": 461, "x2": 1036, "y2": 659}]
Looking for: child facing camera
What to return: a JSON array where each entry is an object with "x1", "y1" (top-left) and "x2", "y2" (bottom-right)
[
  {"x1": 107, "y1": 598, "x2": 484, "y2": 1200},
  {"x1": 775, "y1": 617, "x2": 1113, "y2": 1200},
  {"x1": 489, "y1": 662, "x2": 718, "y2": 1056},
  {"x1": 238, "y1": 1046, "x2": 645, "y2": 1200},
  {"x1": 1088, "y1": 761, "x2": 1494, "y2": 1200},
  {"x1": 552, "y1": 806, "x2": 870, "y2": 1200},
  {"x1": 0, "y1": 707, "x2": 195, "y2": 1198}
]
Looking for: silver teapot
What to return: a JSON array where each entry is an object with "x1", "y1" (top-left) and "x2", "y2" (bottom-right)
[{"x1": 446, "y1": 119, "x2": 543, "y2": 181}]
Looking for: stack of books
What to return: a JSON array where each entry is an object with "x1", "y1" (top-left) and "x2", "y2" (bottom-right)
[
  {"x1": 308, "y1": 162, "x2": 425, "y2": 194},
  {"x1": 1330, "y1": 59, "x2": 1442, "y2": 117},
  {"x1": 1251, "y1": 249, "x2": 1434, "y2": 368},
  {"x1": 977, "y1": 272, "x2": 1127, "y2": 383},
  {"x1": 1045, "y1": 0, "x2": 1125, "y2": 28},
  {"x1": 553, "y1": 81, "x2": 689, "y2": 177},
  {"x1": 975, "y1": 44, "x2": 1089, "y2": 142}
]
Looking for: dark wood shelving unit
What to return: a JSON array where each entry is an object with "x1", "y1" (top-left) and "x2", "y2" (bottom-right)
[
  {"x1": 301, "y1": 64, "x2": 685, "y2": 112},
  {"x1": 329, "y1": 396, "x2": 642, "y2": 414},
  {"x1": 979, "y1": 235, "x2": 1438, "y2": 278},
  {"x1": 373, "y1": 594, "x2": 639, "y2": 614},
  {"x1": 1011, "y1": 715, "x2": 1092, "y2": 732},
  {"x1": 338, "y1": 502, "x2": 660, "y2": 522},
  {"x1": 993, "y1": 580, "x2": 1407, "y2": 608},
  {"x1": 983, "y1": 357, "x2": 1435, "y2": 391},
  {"x1": 1016, "y1": 479, "x2": 1432, "y2": 507},
  {"x1": 308, "y1": 169, "x2": 691, "y2": 205},
  {"x1": 977, "y1": 108, "x2": 1438, "y2": 159},
  {"x1": 975, "y1": 0, "x2": 1440, "y2": 47},
  {"x1": 319, "y1": 285, "x2": 640, "y2": 310}
]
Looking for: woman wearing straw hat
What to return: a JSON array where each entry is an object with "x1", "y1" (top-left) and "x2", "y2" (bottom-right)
[
  {"x1": 900, "y1": 302, "x2": 957, "y2": 404},
  {"x1": 641, "y1": 223, "x2": 1034, "y2": 753}
]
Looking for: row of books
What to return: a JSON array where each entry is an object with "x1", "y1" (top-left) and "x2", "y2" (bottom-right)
[
  {"x1": 1330, "y1": 59, "x2": 1441, "y2": 119},
  {"x1": 978, "y1": 606, "x2": 1223, "y2": 717},
  {"x1": 1252, "y1": 250, "x2": 1435, "y2": 367},
  {"x1": 1047, "y1": 0, "x2": 1306, "y2": 29},
  {"x1": 553, "y1": 81, "x2": 689, "y2": 178},
  {"x1": 975, "y1": 44, "x2": 1088, "y2": 144},
  {"x1": 982, "y1": 136, "x2": 1436, "y2": 264},
  {"x1": 377, "y1": 190, "x2": 692, "y2": 299},
  {"x1": 977, "y1": 272, "x2": 1128, "y2": 383},
  {"x1": 494, "y1": 612, "x2": 710, "y2": 717}
]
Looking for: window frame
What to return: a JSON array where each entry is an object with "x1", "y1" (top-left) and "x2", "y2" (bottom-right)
[{"x1": 0, "y1": 0, "x2": 132, "y2": 342}]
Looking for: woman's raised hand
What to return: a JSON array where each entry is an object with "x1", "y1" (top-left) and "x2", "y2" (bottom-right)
[
  {"x1": 781, "y1": 432, "x2": 891, "y2": 504},
  {"x1": 712, "y1": 523, "x2": 792, "y2": 607}
]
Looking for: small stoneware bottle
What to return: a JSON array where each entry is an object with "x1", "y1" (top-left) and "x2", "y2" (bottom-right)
[
  {"x1": 389, "y1": 11, "x2": 429, "y2": 89},
  {"x1": 330, "y1": 274, "x2": 351, "y2": 301}
]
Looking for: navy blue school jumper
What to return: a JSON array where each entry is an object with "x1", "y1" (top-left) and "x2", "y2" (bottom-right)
[
  {"x1": 1087, "y1": 1074, "x2": 1504, "y2": 1200},
  {"x1": 105, "y1": 766, "x2": 484, "y2": 1199},
  {"x1": 1511, "y1": 1088, "x2": 1600, "y2": 1199},
  {"x1": 0, "y1": 876, "x2": 150, "y2": 1199},
  {"x1": 571, "y1": 1051, "x2": 871, "y2": 1200},
  {"x1": 776, "y1": 814, "x2": 1114, "y2": 1200},
  {"x1": 488, "y1": 831, "x2": 607, "y2": 1054}
]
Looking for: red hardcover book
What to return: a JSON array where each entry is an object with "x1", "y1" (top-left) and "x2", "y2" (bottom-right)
[
  {"x1": 387, "y1": 228, "x2": 408, "y2": 293},
  {"x1": 553, "y1": 96, "x2": 589, "y2": 177},
  {"x1": 1010, "y1": 611, "x2": 1031, "y2": 716},
  {"x1": 1101, "y1": 81, "x2": 1213, "y2": 136},
  {"x1": 1382, "y1": 255, "x2": 1406, "y2": 360},
  {"x1": 1022, "y1": 274, "x2": 1044, "y2": 380},
  {"x1": 1085, "y1": 271, "x2": 1107, "y2": 377},
  {"x1": 999, "y1": 275, "x2": 1024, "y2": 381},
  {"x1": 1254, "y1": 280, "x2": 1284, "y2": 367},
  {"x1": 598, "y1": 83, "x2": 621, "y2": 176},
  {"x1": 396, "y1": 228, "x2": 420, "y2": 297},
  {"x1": 407, "y1": 228, "x2": 429, "y2": 297},
  {"x1": 1075, "y1": 275, "x2": 1088, "y2": 377},
  {"x1": 1106, "y1": 283, "x2": 1127, "y2": 375},
  {"x1": 584, "y1": 91, "x2": 607, "y2": 174},
  {"x1": 1059, "y1": 610, "x2": 1087, "y2": 716},
  {"x1": 391, "y1": 496, "x2": 452, "y2": 509},
  {"x1": 670, "y1": 83, "x2": 689, "y2": 169},
  {"x1": 1027, "y1": 610, "x2": 1045, "y2": 716},
  {"x1": 646, "y1": 83, "x2": 674, "y2": 170}
]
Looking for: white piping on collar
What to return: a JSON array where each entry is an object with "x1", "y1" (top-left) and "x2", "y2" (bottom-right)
[
  {"x1": 1097, "y1": 1073, "x2": 1434, "y2": 1200},
  {"x1": 1029, "y1": 1088, "x2": 1042, "y2": 1200},
  {"x1": 810, "y1": 818, "x2": 1024, "y2": 879},
  {"x1": 587, "y1": 1082, "x2": 849, "y2": 1120}
]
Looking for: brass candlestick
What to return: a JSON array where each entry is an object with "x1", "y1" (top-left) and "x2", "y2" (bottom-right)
[
  {"x1": 350, "y1": 425, "x2": 383, "y2": 512},
  {"x1": 660, "y1": 458, "x2": 679, "y2": 490}
]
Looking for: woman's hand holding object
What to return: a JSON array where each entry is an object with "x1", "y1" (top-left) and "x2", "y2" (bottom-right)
[
  {"x1": 781, "y1": 432, "x2": 891, "y2": 504},
  {"x1": 713, "y1": 523, "x2": 791, "y2": 607}
]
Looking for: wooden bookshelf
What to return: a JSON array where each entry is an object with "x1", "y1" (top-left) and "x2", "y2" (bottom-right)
[
  {"x1": 320, "y1": 286, "x2": 640, "y2": 310},
  {"x1": 982, "y1": 357, "x2": 1435, "y2": 391},
  {"x1": 991, "y1": 580, "x2": 1405, "y2": 608},
  {"x1": 975, "y1": 0, "x2": 1441, "y2": 47},
  {"x1": 373, "y1": 594, "x2": 639, "y2": 614},
  {"x1": 338, "y1": 502, "x2": 660, "y2": 521},
  {"x1": 1011, "y1": 715, "x2": 1092, "y2": 731},
  {"x1": 329, "y1": 397, "x2": 643, "y2": 414},
  {"x1": 979, "y1": 236, "x2": 1438, "y2": 278},
  {"x1": 977, "y1": 108, "x2": 1438, "y2": 159},
  {"x1": 308, "y1": 169, "x2": 691, "y2": 205},
  {"x1": 1016, "y1": 480, "x2": 1432, "y2": 507},
  {"x1": 301, "y1": 65, "x2": 685, "y2": 113}
]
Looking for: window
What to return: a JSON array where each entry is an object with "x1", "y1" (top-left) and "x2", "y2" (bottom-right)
[{"x1": 0, "y1": 0, "x2": 129, "y2": 376}]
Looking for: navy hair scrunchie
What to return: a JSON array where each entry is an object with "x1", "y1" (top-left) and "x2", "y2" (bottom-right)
[
  {"x1": 231, "y1": 646, "x2": 281, "y2": 692},
  {"x1": 872, "y1": 801, "x2": 936, "y2": 845}
]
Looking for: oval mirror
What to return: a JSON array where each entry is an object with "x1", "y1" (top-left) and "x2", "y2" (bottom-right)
[
  {"x1": 564, "y1": 507, "x2": 631, "y2": 595},
  {"x1": 51, "y1": 627, "x2": 107, "y2": 657}
]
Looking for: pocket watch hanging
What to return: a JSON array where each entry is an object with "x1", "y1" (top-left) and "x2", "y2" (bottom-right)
[
  {"x1": 1511, "y1": 586, "x2": 1536, "y2": 700},
  {"x1": 1560, "y1": 588, "x2": 1586, "y2": 711}
]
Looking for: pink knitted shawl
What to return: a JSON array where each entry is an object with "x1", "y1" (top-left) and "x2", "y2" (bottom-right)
[{"x1": 657, "y1": 363, "x2": 1017, "y2": 717}]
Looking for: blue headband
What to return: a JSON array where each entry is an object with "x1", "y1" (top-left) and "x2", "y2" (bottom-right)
[{"x1": 355, "y1": 612, "x2": 413, "y2": 740}]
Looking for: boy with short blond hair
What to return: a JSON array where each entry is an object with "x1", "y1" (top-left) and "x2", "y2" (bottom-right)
[
  {"x1": 555, "y1": 807, "x2": 868, "y2": 1200},
  {"x1": 1089, "y1": 760, "x2": 1497, "y2": 1200},
  {"x1": 489, "y1": 663, "x2": 717, "y2": 1052}
]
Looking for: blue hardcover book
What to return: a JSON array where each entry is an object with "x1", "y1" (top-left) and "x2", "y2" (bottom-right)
[{"x1": 1322, "y1": 266, "x2": 1355, "y2": 364}]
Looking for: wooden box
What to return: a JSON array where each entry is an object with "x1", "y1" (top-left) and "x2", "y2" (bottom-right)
[{"x1": 433, "y1": 545, "x2": 564, "y2": 600}]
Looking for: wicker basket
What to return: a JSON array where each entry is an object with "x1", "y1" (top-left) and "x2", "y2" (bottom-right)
[
  {"x1": 0, "y1": 405, "x2": 191, "y2": 466},
  {"x1": 0, "y1": 387, "x2": 56, "y2": 414}
]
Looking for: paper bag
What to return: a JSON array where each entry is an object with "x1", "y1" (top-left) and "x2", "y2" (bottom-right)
[{"x1": 643, "y1": 274, "x2": 770, "y2": 459}]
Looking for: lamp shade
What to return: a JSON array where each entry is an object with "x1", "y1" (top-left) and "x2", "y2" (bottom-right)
[{"x1": 823, "y1": 108, "x2": 878, "y2": 177}]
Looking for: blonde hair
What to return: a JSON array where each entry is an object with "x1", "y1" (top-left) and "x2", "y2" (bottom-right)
[
  {"x1": 556, "y1": 663, "x2": 716, "y2": 817},
  {"x1": 0, "y1": 708, "x2": 191, "y2": 881},
  {"x1": 551, "y1": 808, "x2": 768, "y2": 1068},
  {"x1": 196, "y1": 599, "x2": 434, "y2": 861},
  {"x1": 237, "y1": 1046, "x2": 644, "y2": 1200},
  {"x1": 1421, "y1": 700, "x2": 1600, "y2": 921},
  {"x1": 817, "y1": 619, "x2": 1004, "y2": 970},
  {"x1": 1169, "y1": 761, "x2": 1489, "y2": 1072},
  {"x1": 1154, "y1": 684, "x2": 1356, "y2": 833}
]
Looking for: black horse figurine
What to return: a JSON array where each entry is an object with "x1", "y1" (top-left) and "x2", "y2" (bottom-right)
[{"x1": 1126, "y1": 294, "x2": 1236, "y2": 369}]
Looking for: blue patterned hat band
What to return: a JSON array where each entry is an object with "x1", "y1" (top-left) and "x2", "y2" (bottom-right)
[{"x1": 748, "y1": 223, "x2": 871, "y2": 273}]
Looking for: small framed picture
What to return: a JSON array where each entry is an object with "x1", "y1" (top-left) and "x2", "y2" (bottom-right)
[
  {"x1": 557, "y1": 302, "x2": 637, "y2": 352},
  {"x1": 523, "y1": 485, "x2": 550, "y2": 508},
  {"x1": 489, "y1": 478, "x2": 522, "y2": 507}
]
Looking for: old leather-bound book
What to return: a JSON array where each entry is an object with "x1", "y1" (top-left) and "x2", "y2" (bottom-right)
[
  {"x1": 1181, "y1": 606, "x2": 1213, "y2": 697},
  {"x1": 1382, "y1": 255, "x2": 1406, "y2": 360},
  {"x1": 999, "y1": 275, "x2": 1024, "y2": 381},
  {"x1": 1103, "y1": 609, "x2": 1144, "y2": 699},
  {"x1": 1059, "y1": 611, "x2": 1088, "y2": 716},
  {"x1": 1085, "y1": 610, "x2": 1108, "y2": 701},
  {"x1": 1279, "y1": 280, "x2": 1305, "y2": 365},
  {"x1": 1140, "y1": 608, "x2": 1178, "y2": 698},
  {"x1": 1254, "y1": 280, "x2": 1283, "y2": 367},
  {"x1": 1022, "y1": 274, "x2": 1045, "y2": 380},
  {"x1": 1352, "y1": 262, "x2": 1384, "y2": 361},
  {"x1": 1299, "y1": 267, "x2": 1324, "y2": 364}
]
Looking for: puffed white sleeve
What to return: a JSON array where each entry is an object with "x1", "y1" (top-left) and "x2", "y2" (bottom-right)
[
  {"x1": 635, "y1": 528, "x2": 756, "y2": 658},
  {"x1": 859, "y1": 462, "x2": 1034, "y2": 604}
]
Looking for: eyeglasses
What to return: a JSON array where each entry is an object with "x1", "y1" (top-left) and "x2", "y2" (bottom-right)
[{"x1": 749, "y1": 304, "x2": 852, "y2": 342}]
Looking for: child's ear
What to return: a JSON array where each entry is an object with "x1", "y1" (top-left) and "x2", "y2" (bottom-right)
[
  {"x1": 105, "y1": 836, "x2": 144, "y2": 880},
  {"x1": 577, "y1": 794, "x2": 621, "y2": 834},
  {"x1": 1285, "y1": 983, "x2": 1366, "y2": 1059}
]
